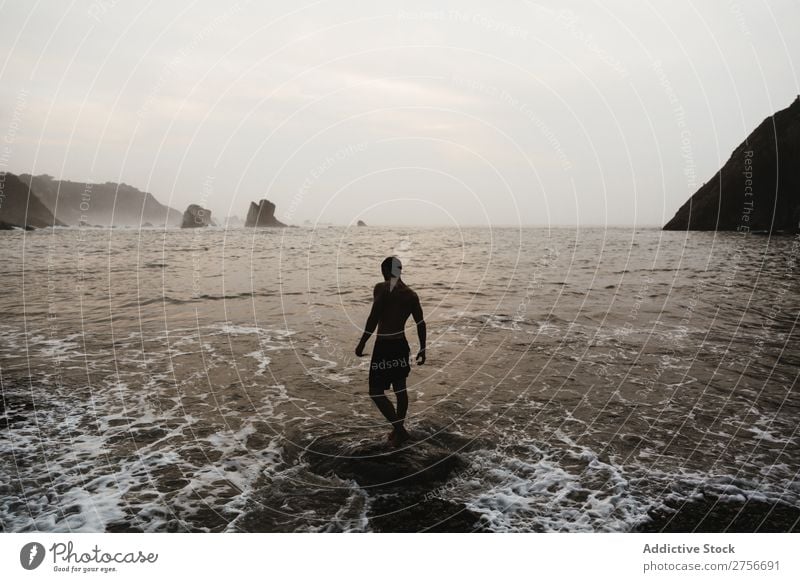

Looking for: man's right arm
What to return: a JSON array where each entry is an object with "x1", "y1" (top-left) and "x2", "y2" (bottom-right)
[{"x1": 356, "y1": 283, "x2": 385, "y2": 355}]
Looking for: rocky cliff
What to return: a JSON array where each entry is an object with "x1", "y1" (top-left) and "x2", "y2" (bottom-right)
[
  {"x1": 664, "y1": 96, "x2": 800, "y2": 232},
  {"x1": 245, "y1": 199, "x2": 286, "y2": 227},
  {"x1": 0, "y1": 173, "x2": 65, "y2": 229},
  {"x1": 18, "y1": 174, "x2": 182, "y2": 227}
]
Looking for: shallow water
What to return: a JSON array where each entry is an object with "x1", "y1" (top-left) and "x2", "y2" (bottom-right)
[{"x1": 1, "y1": 226, "x2": 798, "y2": 532}]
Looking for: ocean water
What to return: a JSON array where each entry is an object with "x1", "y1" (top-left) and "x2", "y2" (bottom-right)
[{"x1": 1, "y1": 225, "x2": 798, "y2": 532}]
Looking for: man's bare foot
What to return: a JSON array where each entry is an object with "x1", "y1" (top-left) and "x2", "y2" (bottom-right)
[{"x1": 389, "y1": 427, "x2": 411, "y2": 447}]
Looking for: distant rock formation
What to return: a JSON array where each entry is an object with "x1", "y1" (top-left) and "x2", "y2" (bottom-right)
[
  {"x1": 17, "y1": 174, "x2": 182, "y2": 227},
  {"x1": 664, "y1": 96, "x2": 800, "y2": 233},
  {"x1": 223, "y1": 215, "x2": 243, "y2": 228},
  {"x1": 181, "y1": 204, "x2": 213, "y2": 228},
  {"x1": 357, "y1": 220, "x2": 367, "y2": 227},
  {"x1": 245, "y1": 199, "x2": 286, "y2": 227},
  {"x1": 0, "y1": 173, "x2": 66, "y2": 229}
]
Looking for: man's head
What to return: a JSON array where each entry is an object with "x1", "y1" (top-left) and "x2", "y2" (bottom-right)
[{"x1": 381, "y1": 256, "x2": 402, "y2": 281}]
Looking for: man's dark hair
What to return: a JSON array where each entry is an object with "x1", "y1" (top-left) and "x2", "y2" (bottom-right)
[{"x1": 381, "y1": 256, "x2": 402, "y2": 280}]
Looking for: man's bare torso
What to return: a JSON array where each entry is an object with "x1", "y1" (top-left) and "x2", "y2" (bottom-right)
[{"x1": 373, "y1": 280, "x2": 420, "y2": 341}]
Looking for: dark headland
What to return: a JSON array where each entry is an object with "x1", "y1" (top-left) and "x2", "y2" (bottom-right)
[
  {"x1": 0, "y1": 173, "x2": 65, "y2": 229},
  {"x1": 1, "y1": 173, "x2": 295, "y2": 230},
  {"x1": 664, "y1": 96, "x2": 800, "y2": 233},
  {"x1": 18, "y1": 174, "x2": 182, "y2": 227}
]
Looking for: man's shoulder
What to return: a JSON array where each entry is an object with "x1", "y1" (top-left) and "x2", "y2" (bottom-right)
[{"x1": 404, "y1": 286, "x2": 419, "y2": 301}]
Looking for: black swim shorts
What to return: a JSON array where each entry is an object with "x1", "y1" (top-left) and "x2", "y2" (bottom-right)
[{"x1": 369, "y1": 338, "x2": 411, "y2": 382}]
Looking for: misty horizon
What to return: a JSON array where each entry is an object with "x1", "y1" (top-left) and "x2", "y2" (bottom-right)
[{"x1": 2, "y1": 1, "x2": 798, "y2": 227}]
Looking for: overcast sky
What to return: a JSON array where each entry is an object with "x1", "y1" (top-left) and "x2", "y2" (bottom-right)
[{"x1": 1, "y1": 0, "x2": 798, "y2": 226}]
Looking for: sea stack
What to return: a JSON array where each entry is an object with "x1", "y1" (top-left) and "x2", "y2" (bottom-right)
[
  {"x1": 223, "y1": 215, "x2": 243, "y2": 228},
  {"x1": 245, "y1": 199, "x2": 286, "y2": 227},
  {"x1": 664, "y1": 96, "x2": 800, "y2": 233},
  {"x1": 181, "y1": 204, "x2": 213, "y2": 228},
  {"x1": 357, "y1": 220, "x2": 367, "y2": 227}
]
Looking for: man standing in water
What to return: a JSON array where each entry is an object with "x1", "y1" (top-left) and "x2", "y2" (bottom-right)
[{"x1": 355, "y1": 256, "x2": 426, "y2": 447}]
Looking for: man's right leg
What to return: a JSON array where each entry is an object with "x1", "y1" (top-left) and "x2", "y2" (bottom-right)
[
  {"x1": 390, "y1": 378, "x2": 410, "y2": 444},
  {"x1": 391, "y1": 378, "x2": 408, "y2": 429},
  {"x1": 369, "y1": 376, "x2": 397, "y2": 425}
]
